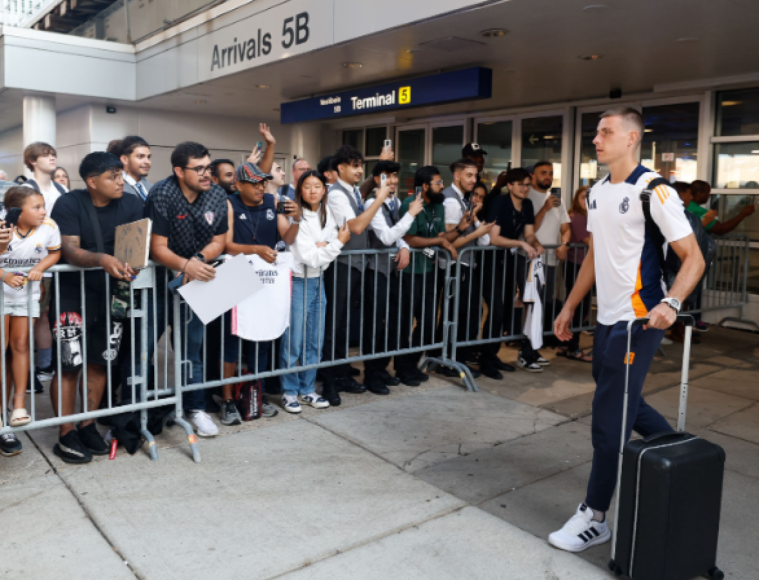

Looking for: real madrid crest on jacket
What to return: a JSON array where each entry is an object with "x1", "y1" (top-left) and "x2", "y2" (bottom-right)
[{"x1": 145, "y1": 174, "x2": 229, "y2": 259}]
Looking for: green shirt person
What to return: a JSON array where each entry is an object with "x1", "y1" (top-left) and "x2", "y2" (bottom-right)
[
  {"x1": 400, "y1": 167, "x2": 461, "y2": 272},
  {"x1": 687, "y1": 180, "x2": 755, "y2": 235}
]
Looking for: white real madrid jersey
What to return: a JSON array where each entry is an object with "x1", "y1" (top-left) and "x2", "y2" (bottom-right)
[
  {"x1": 1, "y1": 219, "x2": 61, "y2": 305},
  {"x1": 586, "y1": 165, "x2": 692, "y2": 325}
]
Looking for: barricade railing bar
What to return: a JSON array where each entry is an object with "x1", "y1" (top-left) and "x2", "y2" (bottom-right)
[{"x1": 1, "y1": 237, "x2": 753, "y2": 462}]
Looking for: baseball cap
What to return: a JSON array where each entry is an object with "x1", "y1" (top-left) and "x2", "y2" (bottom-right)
[
  {"x1": 462, "y1": 142, "x2": 488, "y2": 157},
  {"x1": 236, "y1": 162, "x2": 272, "y2": 184}
]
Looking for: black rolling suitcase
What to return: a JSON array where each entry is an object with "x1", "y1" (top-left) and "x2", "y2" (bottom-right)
[{"x1": 609, "y1": 316, "x2": 726, "y2": 580}]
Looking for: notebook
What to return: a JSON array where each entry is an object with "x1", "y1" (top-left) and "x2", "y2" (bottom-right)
[{"x1": 114, "y1": 218, "x2": 152, "y2": 270}]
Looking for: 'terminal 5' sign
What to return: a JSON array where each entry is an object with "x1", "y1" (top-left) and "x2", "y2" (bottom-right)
[{"x1": 280, "y1": 67, "x2": 492, "y2": 124}]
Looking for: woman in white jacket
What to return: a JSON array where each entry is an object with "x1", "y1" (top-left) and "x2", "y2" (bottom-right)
[{"x1": 279, "y1": 171, "x2": 351, "y2": 413}]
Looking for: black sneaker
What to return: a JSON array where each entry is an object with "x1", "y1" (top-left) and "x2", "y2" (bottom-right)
[
  {"x1": 338, "y1": 376, "x2": 366, "y2": 394},
  {"x1": 436, "y1": 366, "x2": 459, "y2": 378},
  {"x1": 364, "y1": 376, "x2": 390, "y2": 395},
  {"x1": 411, "y1": 368, "x2": 430, "y2": 383},
  {"x1": 26, "y1": 374, "x2": 44, "y2": 394},
  {"x1": 349, "y1": 365, "x2": 362, "y2": 377},
  {"x1": 377, "y1": 370, "x2": 401, "y2": 386},
  {"x1": 396, "y1": 372, "x2": 421, "y2": 387},
  {"x1": 0, "y1": 433, "x2": 22, "y2": 456},
  {"x1": 54, "y1": 430, "x2": 93, "y2": 464},
  {"x1": 77, "y1": 423, "x2": 109, "y2": 455}
]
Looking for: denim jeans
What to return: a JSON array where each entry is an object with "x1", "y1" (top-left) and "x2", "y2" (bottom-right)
[
  {"x1": 180, "y1": 301, "x2": 206, "y2": 411},
  {"x1": 279, "y1": 276, "x2": 326, "y2": 397}
]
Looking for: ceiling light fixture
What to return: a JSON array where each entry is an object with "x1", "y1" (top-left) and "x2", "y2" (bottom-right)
[
  {"x1": 194, "y1": 100, "x2": 207, "y2": 104},
  {"x1": 579, "y1": 54, "x2": 602, "y2": 61},
  {"x1": 751, "y1": 150, "x2": 759, "y2": 154},
  {"x1": 676, "y1": 37, "x2": 699, "y2": 43},
  {"x1": 583, "y1": 4, "x2": 608, "y2": 11},
  {"x1": 342, "y1": 62, "x2": 363, "y2": 69},
  {"x1": 256, "y1": 84, "x2": 271, "y2": 89},
  {"x1": 721, "y1": 101, "x2": 741, "y2": 106},
  {"x1": 480, "y1": 28, "x2": 509, "y2": 38},
  {"x1": 644, "y1": 129, "x2": 653, "y2": 132}
]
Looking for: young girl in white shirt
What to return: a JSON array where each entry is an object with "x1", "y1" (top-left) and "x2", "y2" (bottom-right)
[
  {"x1": 0, "y1": 187, "x2": 61, "y2": 435},
  {"x1": 279, "y1": 171, "x2": 350, "y2": 414}
]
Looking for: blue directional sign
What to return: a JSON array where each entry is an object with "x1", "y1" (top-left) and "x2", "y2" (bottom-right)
[{"x1": 281, "y1": 67, "x2": 492, "y2": 124}]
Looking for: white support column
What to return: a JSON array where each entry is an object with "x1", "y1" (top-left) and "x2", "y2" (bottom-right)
[
  {"x1": 289, "y1": 123, "x2": 321, "y2": 170},
  {"x1": 23, "y1": 94, "x2": 57, "y2": 150}
]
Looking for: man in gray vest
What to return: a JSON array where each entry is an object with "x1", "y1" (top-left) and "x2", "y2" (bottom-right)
[
  {"x1": 437, "y1": 159, "x2": 494, "y2": 378},
  {"x1": 322, "y1": 145, "x2": 391, "y2": 405},
  {"x1": 118, "y1": 136, "x2": 153, "y2": 202},
  {"x1": 362, "y1": 161, "x2": 424, "y2": 394}
]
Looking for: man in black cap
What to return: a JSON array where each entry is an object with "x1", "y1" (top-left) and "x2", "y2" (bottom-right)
[{"x1": 462, "y1": 142, "x2": 488, "y2": 175}]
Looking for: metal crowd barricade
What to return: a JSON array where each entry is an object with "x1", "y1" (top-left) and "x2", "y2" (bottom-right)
[
  {"x1": 0, "y1": 263, "x2": 174, "y2": 462},
  {"x1": 685, "y1": 234, "x2": 759, "y2": 331},
  {"x1": 169, "y1": 247, "x2": 467, "y2": 462},
  {"x1": 446, "y1": 244, "x2": 596, "y2": 391}
]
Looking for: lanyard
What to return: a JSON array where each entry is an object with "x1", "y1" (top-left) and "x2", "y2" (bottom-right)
[{"x1": 421, "y1": 206, "x2": 436, "y2": 237}]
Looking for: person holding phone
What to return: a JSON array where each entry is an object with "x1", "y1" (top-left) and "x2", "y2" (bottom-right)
[
  {"x1": 528, "y1": 162, "x2": 571, "y2": 321},
  {"x1": 436, "y1": 159, "x2": 495, "y2": 378},
  {"x1": 279, "y1": 171, "x2": 349, "y2": 413},
  {"x1": 320, "y1": 145, "x2": 391, "y2": 406},
  {"x1": 0, "y1": 187, "x2": 61, "y2": 454},
  {"x1": 218, "y1": 162, "x2": 300, "y2": 423},
  {"x1": 362, "y1": 161, "x2": 423, "y2": 394}
]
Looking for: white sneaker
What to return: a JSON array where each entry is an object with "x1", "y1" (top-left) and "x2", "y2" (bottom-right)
[
  {"x1": 282, "y1": 395, "x2": 302, "y2": 414},
  {"x1": 516, "y1": 354, "x2": 543, "y2": 373},
  {"x1": 548, "y1": 503, "x2": 610, "y2": 552},
  {"x1": 661, "y1": 337, "x2": 673, "y2": 345},
  {"x1": 300, "y1": 392, "x2": 329, "y2": 409},
  {"x1": 535, "y1": 352, "x2": 550, "y2": 366},
  {"x1": 187, "y1": 410, "x2": 219, "y2": 437}
]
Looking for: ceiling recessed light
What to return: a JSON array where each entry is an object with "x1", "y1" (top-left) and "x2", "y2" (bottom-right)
[
  {"x1": 721, "y1": 100, "x2": 741, "y2": 106},
  {"x1": 644, "y1": 129, "x2": 653, "y2": 132},
  {"x1": 480, "y1": 28, "x2": 509, "y2": 38},
  {"x1": 751, "y1": 150, "x2": 759, "y2": 154},
  {"x1": 583, "y1": 4, "x2": 608, "y2": 12},
  {"x1": 579, "y1": 54, "x2": 602, "y2": 61},
  {"x1": 676, "y1": 37, "x2": 699, "y2": 43},
  {"x1": 342, "y1": 62, "x2": 363, "y2": 69},
  {"x1": 255, "y1": 84, "x2": 271, "y2": 89},
  {"x1": 194, "y1": 100, "x2": 207, "y2": 104}
]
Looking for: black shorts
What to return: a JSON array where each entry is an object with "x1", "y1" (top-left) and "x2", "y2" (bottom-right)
[{"x1": 48, "y1": 287, "x2": 125, "y2": 372}]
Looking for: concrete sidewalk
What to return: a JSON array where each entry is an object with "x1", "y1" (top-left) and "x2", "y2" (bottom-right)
[{"x1": 1, "y1": 326, "x2": 757, "y2": 580}]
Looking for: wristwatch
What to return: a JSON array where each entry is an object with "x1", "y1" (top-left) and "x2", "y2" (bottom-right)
[
  {"x1": 660, "y1": 297, "x2": 681, "y2": 313},
  {"x1": 193, "y1": 252, "x2": 206, "y2": 263},
  {"x1": 562, "y1": 242, "x2": 570, "y2": 247}
]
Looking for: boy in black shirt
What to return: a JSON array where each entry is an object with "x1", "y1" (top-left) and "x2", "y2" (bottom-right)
[
  {"x1": 146, "y1": 142, "x2": 228, "y2": 438},
  {"x1": 480, "y1": 168, "x2": 545, "y2": 376},
  {"x1": 50, "y1": 152, "x2": 144, "y2": 463}
]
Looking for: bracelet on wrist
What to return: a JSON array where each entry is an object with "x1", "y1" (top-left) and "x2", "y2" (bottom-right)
[{"x1": 182, "y1": 258, "x2": 191, "y2": 273}]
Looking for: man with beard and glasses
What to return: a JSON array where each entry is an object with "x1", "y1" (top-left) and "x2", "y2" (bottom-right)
[
  {"x1": 395, "y1": 166, "x2": 460, "y2": 385},
  {"x1": 147, "y1": 141, "x2": 229, "y2": 438}
]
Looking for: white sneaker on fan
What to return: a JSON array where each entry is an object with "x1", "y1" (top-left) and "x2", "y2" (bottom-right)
[{"x1": 548, "y1": 503, "x2": 610, "y2": 552}]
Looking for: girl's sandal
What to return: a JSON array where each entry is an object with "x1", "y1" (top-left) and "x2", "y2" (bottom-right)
[
  {"x1": 10, "y1": 408, "x2": 31, "y2": 427},
  {"x1": 566, "y1": 349, "x2": 593, "y2": 363}
]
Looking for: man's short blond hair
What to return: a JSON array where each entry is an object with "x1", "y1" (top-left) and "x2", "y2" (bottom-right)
[{"x1": 600, "y1": 107, "x2": 644, "y2": 141}]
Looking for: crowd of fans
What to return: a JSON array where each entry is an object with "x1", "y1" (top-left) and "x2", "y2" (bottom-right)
[{"x1": 0, "y1": 123, "x2": 751, "y2": 463}]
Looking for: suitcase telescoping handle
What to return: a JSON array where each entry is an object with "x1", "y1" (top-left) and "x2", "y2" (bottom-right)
[{"x1": 610, "y1": 314, "x2": 693, "y2": 564}]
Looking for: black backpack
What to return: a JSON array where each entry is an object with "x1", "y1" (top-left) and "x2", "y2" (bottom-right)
[{"x1": 641, "y1": 177, "x2": 716, "y2": 306}]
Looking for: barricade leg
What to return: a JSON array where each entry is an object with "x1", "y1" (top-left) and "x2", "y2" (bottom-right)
[
  {"x1": 171, "y1": 293, "x2": 201, "y2": 463},
  {"x1": 419, "y1": 253, "x2": 479, "y2": 392},
  {"x1": 134, "y1": 287, "x2": 158, "y2": 461}
]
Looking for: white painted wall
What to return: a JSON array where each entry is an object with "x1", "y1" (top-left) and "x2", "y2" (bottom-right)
[{"x1": 0, "y1": 125, "x2": 24, "y2": 180}]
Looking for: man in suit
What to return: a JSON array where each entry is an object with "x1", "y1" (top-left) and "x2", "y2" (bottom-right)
[
  {"x1": 278, "y1": 158, "x2": 310, "y2": 201},
  {"x1": 118, "y1": 136, "x2": 153, "y2": 202}
]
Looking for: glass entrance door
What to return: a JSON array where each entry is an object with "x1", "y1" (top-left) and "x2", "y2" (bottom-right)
[{"x1": 396, "y1": 126, "x2": 427, "y2": 197}]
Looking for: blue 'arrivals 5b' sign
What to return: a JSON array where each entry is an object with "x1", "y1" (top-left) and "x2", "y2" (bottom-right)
[{"x1": 280, "y1": 67, "x2": 492, "y2": 124}]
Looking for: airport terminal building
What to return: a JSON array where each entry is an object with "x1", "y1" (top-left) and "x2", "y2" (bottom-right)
[{"x1": 0, "y1": 0, "x2": 757, "y2": 322}]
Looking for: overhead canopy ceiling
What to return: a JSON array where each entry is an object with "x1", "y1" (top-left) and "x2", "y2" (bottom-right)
[
  {"x1": 1, "y1": 0, "x2": 758, "y2": 130},
  {"x1": 134, "y1": 0, "x2": 759, "y2": 122}
]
